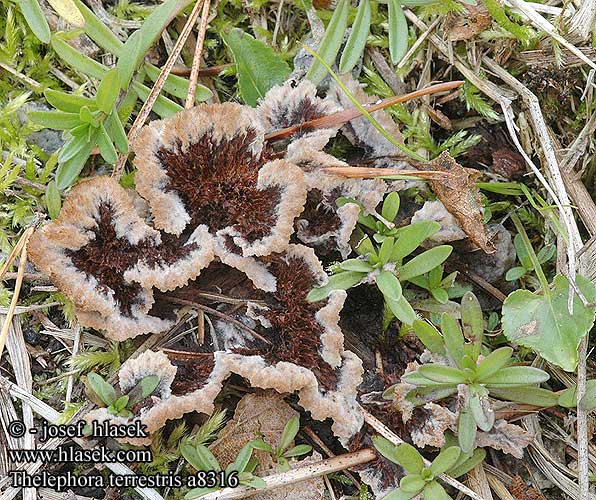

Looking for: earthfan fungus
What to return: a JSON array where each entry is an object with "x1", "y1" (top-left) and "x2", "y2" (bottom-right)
[
  {"x1": 28, "y1": 176, "x2": 214, "y2": 340},
  {"x1": 131, "y1": 101, "x2": 307, "y2": 291},
  {"x1": 113, "y1": 245, "x2": 363, "y2": 444}
]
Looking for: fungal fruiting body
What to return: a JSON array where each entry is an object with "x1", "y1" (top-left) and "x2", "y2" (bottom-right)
[{"x1": 31, "y1": 94, "x2": 367, "y2": 443}]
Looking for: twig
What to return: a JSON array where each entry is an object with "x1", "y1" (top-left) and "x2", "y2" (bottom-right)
[
  {"x1": 112, "y1": 0, "x2": 206, "y2": 179},
  {"x1": 323, "y1": 166, "x2": 450, "y2": 180},
  {"x1": 185, "y1": 0, "x2": 211, "y2": 109},
  {"x1": 200, "y1": 448, "x2": 377, "y2": 500},
  {"x1": 0, "y1": 226, "x2": 35, "y2": 358},
  {"x1": 360, "y1": 407, "x2": 487, "y2": 500},
  {"x1": 264, "y1": 81, "x2": 464, "y2": 142}
]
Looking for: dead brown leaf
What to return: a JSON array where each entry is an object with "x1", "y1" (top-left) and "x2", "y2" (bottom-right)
[
  {"x1": 446, "y1": 4, "x2": 492, "y2": 41},
  {"x1": 210, "y1": 391, "x2": 325, "y2": 500},
  {"x1": 424, "y1": 151, "x2": 496, "y2": 254},
  {"x1": 510, "y1": 475, "x2": 545, "y2": 500}
]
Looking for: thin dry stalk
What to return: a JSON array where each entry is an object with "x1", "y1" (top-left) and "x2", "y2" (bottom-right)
[
  {"x1": 323, "y1": 166, "x2": 450, "y2": 180},
  {"x1": 0, "y1": 226, "x2": 35, "y2": 358},
  {"x1": 265, "y1": 81, "x2": 464, "y2": 141},
  {"x1": 360, "y1": 408, "x2": 487, "y2": 500},
  {"x1": 200, "y1": 448, "x2": 377, "y2": 500},
  {"x1": 185, "y1": 0, "x2": 211, "y2": 109},
  {"x1": 112, "y1": 0, "x2": 206, "y2": 179}
]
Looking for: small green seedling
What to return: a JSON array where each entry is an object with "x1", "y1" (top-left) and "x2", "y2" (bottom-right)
[
  {"x1": 307, "y1": 217, "x2": 452, "y2": 325},
  {"x1": 407, "y1": 265, "x2": 459, "y2": 304},
  {"x1": 250, "y1": 415, "x2": 312, "y2": 472},
  {"x1": 181, "y1": 441, "x2": 266, "y2": 498},
  {"x1": 372, "y1": 437, "x2": 486, "y2": 499},
  {"x1": 388, "y1": 293, "x2": 555, "y2": 453},
  {"x1": 87, "y1": 372, "x2": 159, "y2": 418},
  {"x1": 505, "y1": 234, "x2": 555, "y2": 282},
  {"x1": 342, "y1": 191, "x2": 402, "y2": 243}
]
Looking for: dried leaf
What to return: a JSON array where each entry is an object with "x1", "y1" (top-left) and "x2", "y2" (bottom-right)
[{"x1": 424, "y1": 151, "x2": 495, "y2": 253}]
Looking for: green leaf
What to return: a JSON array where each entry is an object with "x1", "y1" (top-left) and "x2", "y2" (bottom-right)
[
  {"x1": 51, "y1": 36, "x2": 108, "y2": 79},
  {"x1": 17, "y1": 0, "x2": 50, "y2": 43},
  {"x1": 399, "y1": 246, "x2": 453, "y2": 281},
  {"x1": 127, "y1": 375, "x2": 160, "y2": 405},
  {"x1": 457, "y1": 406, "x2": 477, "y2": 454},
  {"x1": 448, "y1": 447, "x2": 486, "y2": 478},
  {"x1": 278, "y1": 416, "x2": 299, "y2": 452},
  {"x1": 307, "y1": 271, "x2": 365, "y2": 302},
  {"x1": 249, "y1": 439, "x2": 274, "y2": 453},
  {"x1": 87, "y1": 372, "x2": 117, "y2": 406},
  {"x1": 132, "y1": 81, "x2": 183, "y2": 118},
  {"x1": 339, "y1": 0, "x2": 371, "y2": 74},
  {"x1": 58, "y1": 132, "x2": 89, "y2": 163},
  {"x1": 105, "y1": 111, "x2": 128, "y2": 154},
  {"x1": 376, "y1": 271, "x2": 402, "y2": 302},
  {"x1": 181, "y1": 443, "x2": 221, "y2": 472},
  {"x1": 117, "y1": 31, "x2": 143, "y2": 88},
  {"x1": 379, "y1": 237, "x2": 395, "y2": 265},
  {"x1": 460, "y1": 291, "x2": 483, "y2": 357},
  {"x1": 502, "y1": 274, "x2": 596, "y2": 372},
  {"x1": 413, "y1": 320, "x2": 446, "y2": 355},
  {"x1": 490, "y1": 387, "x2": 559, "y2": 407},
  {"x1": 45, "y1": 181, "x2": 61, "y2": 219},
  {"x1": 418, "y1": 365, "x2": 467, "y2": 384},
  {"x1": 505, "y1": 266, "x2": 527, "y2": 282},
  {"x1": 339, "y1": 259, "x2": 373, "y2": 273},
  {"x1": 399, "y1": 475, "x2": 425, "y2": 494},
  {"x1": 385, "y1": 294, "x2": 416, "y2": 325},
  {"x1": 441, "y1": 313, "x2": 465, "y2": 368},
  {"x1": 558, "y1": 381, "x2": 596, "y2": 412},
  {"x1": 97, "y1": 124, "x2": 118, "y2": 164},
  {"x1": 45, "y1": 89, "x2": 95, "y2": 113},
  {"x1": 483, "y1": 366, "x2": 549, "y2": 387},
  {"x1": 381, "y1": 489, "x2": 418, "y2": 500},
  {"x1": 430, "y1": 446, "x2": 461, "y2": 476},
  {"x1": 469, "y1": 394, "x2": 494, "y2": 431},
  {"x1": 423, "y1": 480, "x2": 451, "y2": 500},
  {"x1": 222, "y1": 28, "x2": 290, "y2": 106},
  {"x1": 372, "y1": 436, "x2": 399, "y2": 465},
  {"x1": 355, "y1": 235, "x2": 376, "y2": 258},
  {"x1": 73, "y1": 0, "x2": 124, "y2": 55},
  {"x1": 374, "y1": 438, "x2": 424, "y2": 474},
  {"x1": 96, "y1": 68, "x2": 120, "y2": 114},
  {"x1": 474, "y1": 347, "x2": 513, "y2": 381},
  {"x1": 29, "y1": 111, "x2": 81, "y2": 130},
  {"x1": 431, "y1": 288, "x2": 449, "y2": 304},
  {"x1": 392, "y1": 221, "x2": 440, "y2": 262},
  {"x1": 56, "y1": 135, "x2": 95, "y2": 189},
  {"x1": 305, "y1": 0, "x2": 350, "y2": 85},
  {"x1": 387, "y1": 0, "x2": 408, "y2": 65},
  {"x1": 283, "y1": 444, "x2": 312, "y2": 458},
  {"x1": 185, "y1": 487, "x2": 219, "y2": 499},
  {"x1": 231, "y1": 443, "x2": 254, "y2": 473}
]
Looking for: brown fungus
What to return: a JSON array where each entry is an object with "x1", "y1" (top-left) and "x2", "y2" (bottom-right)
[
  {"x1": 109, "y1": 245, "x2": 363, "y2": 443},
  {"x1": 28, "y1": 177, "x2": 213, "y2": 340},
  {"x1": 292, "y1": 149, "x2": 386, "y2": 258},
  {"x1": 132, "y1": 102, "x2": 307, "y2": 263}
]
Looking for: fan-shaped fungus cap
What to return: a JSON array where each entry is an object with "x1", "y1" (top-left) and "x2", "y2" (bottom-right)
[
  {"x1": 28, "y1": 177, "x2": 214, "y2": 339},
  {"x1": 132, "y1": 102, "x2": 307, "y2": 262},
  {"x1": 117, "y1": 245, "x2": 363, "y2": 443},
  {"x1": 292, "y1": 149, "x2": 386, "y2": 258}
]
